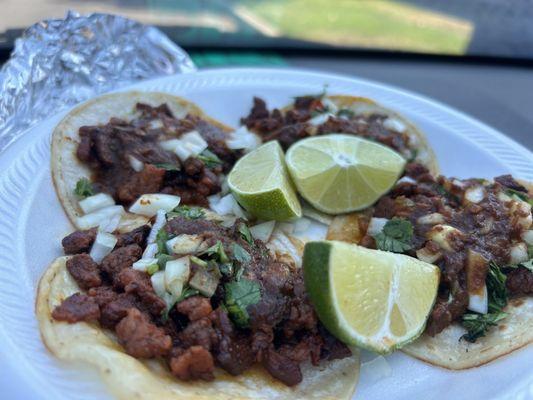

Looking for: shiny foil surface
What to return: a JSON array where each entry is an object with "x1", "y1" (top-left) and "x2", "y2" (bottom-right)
[{"x1": 0, "y1": 11, "x2": 196, "y2": 151}]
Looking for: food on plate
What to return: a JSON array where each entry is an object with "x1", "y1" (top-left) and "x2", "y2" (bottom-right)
[
  {"x1": 51, "y1": 91, "x2": 242, "y2": 232},
  {"x1": 303, "y1": 241, "x2": 439, "y2": 353},
  {"x1": 326, "y1": 166, "x2": 533, "y2": 368},
  {"x1": 36, "y1": 208, "x2": 359, "y2": 399},
  {"x1": 228, "y1": 141, "x2": 302, "y2": 221},
  {"x1": 240, "y1": 93, "x2": 438, "y2": 175},
  {"x1": 285, "y1": 135, "x2": 406, "y2": 214}
]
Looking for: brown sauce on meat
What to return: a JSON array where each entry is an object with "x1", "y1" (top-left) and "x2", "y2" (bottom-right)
[{"x1": 76, "y1": 103, "x2": 240, "y2": 207}]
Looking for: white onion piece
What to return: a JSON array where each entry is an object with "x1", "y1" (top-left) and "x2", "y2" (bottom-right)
[
  {"x1": 308, "y1": 112, "x2": 334, "y2": 126},
  {"x1": 427, "y1": 225, "x2": 462, "y2": 252},
  {"x1": 181, "y1": 130, "x2": 208, "y2": 156},
  {"x1": 175, "y1": 145, "x2": 193, "y2": 162},
  {"x1": 207, "y1": 194, "x2": 221, "y2": 209},
  {"x1": 250, "y1": 221, "x2": 276, "y2": 242},
  {"x1": 142, "y1": 243, "x2": 158, "y2": 259},
  {"x1": 151, "y1": 271, "x2": 166, "y2": 298},
  {"x1": 321, "y1": 98, "x2": 338, "y2": 114},
  {"x1": 468, "y1": 285, "x2": 488, "y2": 314},
  {"x1": 220, "y1": 215, "x2": 238, "y2": 228},
  {"x1": 129, "y1": 194, "x2": 181, "y2": 217},
  {"x1": 231, "y1": 198, "x2": 248, "y2": 220},
  {"x1": 132, "y1": 258, "x2": 158, "y2": 272},
  {"x1": 165, "y1": 257, "x2": 190, "y2": 297},
  {"x1": 417, "y1": 213, "x2": 445, "y2": 225},
  {"x1": 511, "y1": 201, "x2": 532, "y2": 230},
  {"x1": 522, "y1": 230, "x2": 533, "y2": 245},
  {"x1": 166, "y1": 234, "x2": 203, "y2": 255},
  {"x1": 367, "y1": 217, "x2": 389, "y2": 236},
  {"x1": 128, "y1": 155, "x2": 144, "y2": 172},
  {"x1": 159, "y1": 139, "x2": 181, "y2": 151},
  {"x1": 148, "y1": 119, "x2": 164, "y2": 130},
  {"x1": 416, "y1": 247, "x2": 442, "y2": 264},
  {"x1": 78, "y1": 193, "x2": 115, "y2": 214},
  {"x1": 220, "y1": 176, "x2": 230, "y2": 196},
  {"x1": 99, "y1": 213, "x2": 121, "y2": 233},
  {"x1": 89, "y1": 231, "x2": 117, "y2": 263},
  {"x1": 396, "y1": 175, "x2": 416, "y2": 185},
  {"x1": 147, "y1": 209, "x2": 167, "y2": 244},
  {"x1": 497, "y1": 191, "x2": 512, "y2": 202},
  {"x1": 226, "y1": 126, "x2": 261, "y2": 152},
  {"x1": 278, "y1": 222, "x2": 295, "y2": 234},
  {"x1": 77, "y1": 205, "x2": 125, "y2": 230},
  {"x1": 464, "y1": 186, "x2": 485, "y2": 204},
  {"x1": 383, "y1": 117, "x2": 406, "y2": 133},
  {"x1": 293, "y1": 217, "x2": 312, "y2": 234},
  {"x1": 510, "y1": 242, "x2": 529, "y2": 264},
  {"x1": 210, "y1": 194, "x2": 234, "y2": 215}
]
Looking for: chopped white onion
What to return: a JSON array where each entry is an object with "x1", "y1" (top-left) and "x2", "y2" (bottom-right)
[
  {"x1": 76, "y1": 205, "x2": 125, "y2": 230},
  {"x1": 142, "y1": 243, "x2": 158, "y2": 259},
  {"x1": 165, "y1": 257, "x2": 190, "y2": 297},
  {"x1": 464, "y1": 186, "x2": 485, "y2": 204},
  {"x1": 383, "y1": 117, "x2": 406, "y2": 133},
  {"x1": 396, "y1": 176, "x2": 416, "y2": 185},
  {"x1": 128, "y1": 155, "x2": 144, "y2": 172},
  {"x1": 226, "y1": 126, "x2": 261, "y2": 152},
  {"x1": 180, "y1": 130, "x2": 208, "y2": 156},
  {"x1": 510, "y1": 242, "x2": 529, "y2": 264},
  {"x1": 468, "y1": 285, "x2": 488, "y2": 314},
  {"x1": 78, "y1": 193, "x2": 115, "y2": 214},
  {"x1": 250, "y1": 221, "x2": 276, "y2": 242},
  {"x1": 151, "y1": 271, "x2": 166, "y2": 298},
  {"x1": 511, "y1": 200, "x2": 532, "y2": 230},
  {"x1": 293, "y1": 217, "x2": 312, "y2": 234},
  {"x1": 174, "y1": 144, "x2": 193, "y2": 162},
  {"x1": 166, "y1": 234, "x2": 204, "y2": 255},
  {"x1": 220, "y1": 176, "x2": 230, "y2": 196},
  {"x1": 148, "y1": 119, "x2": 164, "y2": 130},
  {"x1": 308, "y1": 112, "x2": 334, "y2": 126},
  {"x1": 159, "y1": 139, "x2": 181, "y2": 151},
  {"x1": 522, "y1": 230, "x2": 533, "y2": 245},
  {"x1": 89, "y1": 231, "x2": 118, "y2": 263},
  {"x1": 367, "y1": 217, "x2": 389, "y2": 236},
  {"x1": 417, "y1": 213, "x2": 445, "y2": 225},
  {"x1": 416, "y1": 247, "x2": 442, "y2": 264},
  {"x1": 99, "y1": 213, "x2": 121, "y2": 233},
  {"x1": 147, "y1": 209, "x2": 167, "y2": 244},
  {"x1": 497, "y1": 191, "x2": 512, "y2": 203},
  {"x1": 129, "y1": 194, "x2": 181, "y2": 217},
  {"x1": 321, "y1": 98, "x2": 338, "y2": 114},
  {"x1": 427, "y1": 225, "x2": 462, "y2": 252},
  {"x1": 231, "y1": 198, "x2": 248, "y2": 220},
  {"x1": 133, "y1": 258, "x2": 158, "y2": 272}
]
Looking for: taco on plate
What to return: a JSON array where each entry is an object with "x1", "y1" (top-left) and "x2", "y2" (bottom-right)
[
  {"x1": 51, "y1": 91, "x2": 245, "y2": 232},
  {"x1": 36, "y1": 208, "x2": 359, "y2": 399},
  {"x1": 240, "y1": 93, "x2": 438, "y2": 175},
  {"x1": 326, "y1": 170, "x2": 533, "y2": 369}
]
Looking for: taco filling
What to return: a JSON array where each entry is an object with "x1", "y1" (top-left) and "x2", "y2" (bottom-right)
[
  {"x1": 75, "y1": 103, "x2": 240, "y2": 207},
  {"x1": 52, "y1": 211, "x2": 351, "y2": 386},
  {"x1": 354, "y1": 164, "x2": 532, "y2": 340},
  {"x1": 241, "y1": 95, "x2": 419, "y2": 162}
]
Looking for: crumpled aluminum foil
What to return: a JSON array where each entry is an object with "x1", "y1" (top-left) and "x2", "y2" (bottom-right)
[{"x1": 0, "y1": 11, "x2": 197, "y2": 151}]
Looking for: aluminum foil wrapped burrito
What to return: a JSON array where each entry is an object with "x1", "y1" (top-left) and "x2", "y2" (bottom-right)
[{"x1": 0, "y1": 11, "x2": 196, "y2": 151}]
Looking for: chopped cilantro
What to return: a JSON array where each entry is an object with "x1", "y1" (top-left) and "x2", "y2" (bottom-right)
[
  {"x1": 219, "y1": 263, "x2": 234, "y2": 277},
  {"x1": 461, "y1": 311, "x2": 507, "y2": 343},
  {"x1": 153, "y1": 162, "x2": 180, "y2": 171},
  {"x1": 238, "y1": 223, "x2": 253, "y2": 244},
  {"x1": 168, "y1": 205, "x2": 205, "y2": 220},
  {"x1": 232, "y1": 243, "x2": 251, "y2": 263},
  {"x1": 162, "y1": 287, "x2": 200, "y2": 321},
  {"x1": 74, "y1": 178, "x2": 94, "y2": 198},
  {"x1": 146, "y1": 263, "x2": 159, "y2": 275},
  {"x1": 204, "y1": 240, "x2": 230, "y2": 263},
  {"x1": 373, "y1": 218, "x2": 413, "y2": 253},
  {"x1": 196, "y1": 149, "x2": 223, "y2": 169},
  {"x1": 224, "y1": 278, "x2": 261, "y2": 328},
  {"x1": 157, "y1": 254, "x2": 173, "y2": 269},
  {"x1": 487, "y1": 262, "x2": 508, "y2": 312},
  {"x1": 190, "y1": 255, "x2": 208, "y2": 268},
  {"x1": 505, "y1": 188, "x2": 532, "y2": 205},
  {"x1": 155, "y1": 229, "x2": 170, "y2": 255}
]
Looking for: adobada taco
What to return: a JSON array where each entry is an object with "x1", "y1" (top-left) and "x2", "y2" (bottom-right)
[
  {"x1": 326, "y1": 171, "x2": 533, "y2": 369},
  {"x1": 36, "y1": 209, "x2": 359, "y2": 399},
  {"x1": 241, "y1": 93, "x2": 438, "y2": 175},
  {"x1": 51, "y1": 91, "x2": 242, "y2": 232}
]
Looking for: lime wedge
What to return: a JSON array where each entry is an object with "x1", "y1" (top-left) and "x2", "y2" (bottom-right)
[
  {"x1": 303, "y1": 241, "x2": 439, "y2": 353},
  {"x1": 228, "y1": 141, "x2": 302, "y2": 221},
  {"x1": 285, "y1": 135, "x2": 406, "y2": 214}
]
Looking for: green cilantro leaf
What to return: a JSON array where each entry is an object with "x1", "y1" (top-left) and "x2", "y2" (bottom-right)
[
  {"x1": 487, "y1": 261, "x2": 508, "y2": 313},
  {"x1": 238, "y1": 223, "x2": 253, "y2": 244},
  {"x1": 146, "y1": 263, "x2": 159, "y2": 275},
  {"x1": 153, "y1": 163, "x2": 180, "y2": 171},
  {"x1": 204, "y1": 240, "x2": 230, "y2": 263},
  {"x1": 461, "y1": 311, "x2": 507, "y2": 343},
  {"x1": 167, "y1": 205, "x2": 205, "y2": 220},
  {"x1": 232, "y1": 243, "x2": 251, "y2": 264},
  {"x1": 218, "y1": 263, "x2": 234, "y2": 277},
  {"x1": 505, "y1": 188, "x2": 530, "y2": 203},
  {"x1": 157, "y1": 254, "x2": 173, "y2": 269},
  {"x1": 74, "y1": 178, "x2": 94, "y2": 198},
  {"x1": 224, "y1": 278, "x2": 261, "y2": 328},
  {"x1": 155, "y1": 229, "x2": 170, "y2": 255},
  {"x1": 373, "y1": 218, "x2": 413, "y2": 253},
  {"x1": 196, "y1": 149, "x2": 223, "y2": 169}
]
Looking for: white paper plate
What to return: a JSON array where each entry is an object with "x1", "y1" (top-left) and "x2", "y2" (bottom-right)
[{"x1": 0, "y1": 68, "x2": 531, "y2": 400}]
